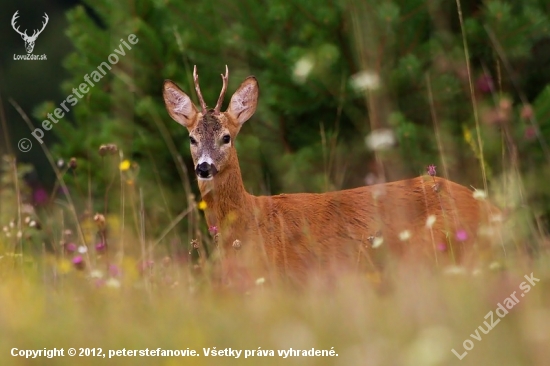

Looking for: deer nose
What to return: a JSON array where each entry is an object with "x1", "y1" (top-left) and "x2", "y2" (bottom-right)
[{"x1": 195, "y1": 162, "x2": 217, "y2": 179}]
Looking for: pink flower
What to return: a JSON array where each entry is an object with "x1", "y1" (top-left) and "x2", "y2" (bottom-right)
[
  {"x1": 476, "y1": 74, "x2": 494, "y2": 94},
  {"x1": 109, "y1": 264, "x2": 121, "y2": 277},
  {"x1": 455, "y1": 229, "x2": 468, "y2": 242},
  {"x1": 72, "y1": 255, "x2": 85, "y2": 270},
  {"x1": 437, "y1": 243, "x2": 447, "y2": 252},
  {"x1": 65, "y1": 242, "x2": 77, "y2": 253},
  {"x1": 95, "y1": 242, "x2": 106, "y2": 252},
  {"x1": 427, "y1": 164, "x2": 437, "y2": 177},
  {"x1": 138, "y1": 260, "x2": 154, "y2": 274},
  {"x1": 209, "y1": 226, "x2": 218, "y2": 235}
]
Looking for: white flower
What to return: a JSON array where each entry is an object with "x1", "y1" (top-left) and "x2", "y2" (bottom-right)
[
  {"x1": 255, "y1": 277, "x2": 265, "y2": 285},
  {"x1": 372, "y1": 237, "x2": 384, "y2": 248},
  {"x1": 293, "y1": 56, "x2": 314, "y2": 83},
  {"x1": 425, "y1": 215, "x2": 436, "y2": 229},
  {"x1": 77, "y1": 245, "x2": 88, "y2": 254},
  {"x1": 106, "y1": 278, "x2": 121, "y2": 288},
  {"x1": 399, "y1": 230, "x2": 411, "y2": 241},
  {"x1": 443, "y1": 266, "x2": 466, "y2": 275},
  {"x1": 90, "y1": 270, "x2": 104, "y2": 279},
  {"x1": 350, "y1": 70, "x2": 380, "y2": 91},
  {"x1": 365, "y1": 129, "x2": 396, "y2": 151},
  {"x1": 473, "y1": 189, "x2": 487, "y2": 200}
]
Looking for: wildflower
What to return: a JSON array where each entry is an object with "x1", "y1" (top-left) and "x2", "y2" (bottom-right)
[
  {"x1": 365, "y1": 129, "x2": 396, "y2": 151},
  {"x1": 119, "y1": 160, "x2": 131, "y2": 171},
  {"x1": 138, "y1": 260, "x2": 154, "y2": 273},
  {"x1": 476, "y1": 74, "x2": 494, "y2": 94},
  {"x1": 99, "y1": 145, "x2": 108, "y2": 156},
  {"x1": 72, "y1": 255, "x2": 85, "y2": 270},
  {"x1": 232, "y1": 239, "x2": 242, "y2": 250},
  {"x1": 399, "y1": 230, "x2": 411, "y2": 241},
  {"x1": 57, "y1": 159, "x2": 65, "y2": 168},
  {"x1": 293, "y1": 56, "x2": 314, "y2": 83},
  {"x1": 106, "y1": 278, "x2": 121, "y2": 288},
  {"x1": 197, "y1": 200, "x2": 207, "y2": 210},
  {"x1": 69, "y1": 157, "x2": 77, "y2": 170},
  {"x1": 350, "y1": 70, "x2": 380, "y2": 92},
  {"x1": 443, "y1": 266, "x2": 466, "y2": 275},
  {"x1": 65, "y1": 243, "x2": 77, "y2": 253},
  {"x1": 99, "y1": 143, "x2": 118, "y2": 156},
  {"x1": 436, "y1": 242, "x2": 447, "y2": 252},
  {"x1": 472, "y1": 189, "x2": 487, "y2": 200},
  {"x1": 427, "y1": 164, "x2": 437, "y2": 177},
  {"x1": 90, "y1": 269, "x2": 103, "y2": 279},
  {"x1": 77, "y1": 245, "x2": 88, "y2": 254},
  {"x1": 57, "y1": 258, "x2": 72, "y2": 274},
  {"x1": 208, "y1": 226, "x2": 218, "y2": 235},
  {"x1": 93, "y1": 213, "x2": 106, "y2": 229},
  {"x1": 520, "y1": 105, "x2": 534, "y2": 120},
  {"x1": 255, "y1": 277, "x2": 265, "y2": 285},
  {"x1": 426, "y1": 215, "x2": 436, "y2": 229},
  {"x1": 455, "y1": 229, "x2": 468, "y2": 242},
  {"x1": 109, "y1": 264, "x2": 121, "y2": 277},
  {"x1": 95, "y1": 242, "x2": 106, "y2": 252},
  {"x1": 372, "y1": 237, "x2": 384, "y2": 248}
]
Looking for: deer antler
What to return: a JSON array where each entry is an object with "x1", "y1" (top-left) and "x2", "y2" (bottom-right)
[
  {"x1": 11, "y1": 11, "x2": 28, "y2": 38},
  {"x1": 30, "y1": 13, "x2": 49, "y2": 40},
  {"x1": 214, "y1": 65, "x2": 229, "y2": 115},
  {"x1": 193, "y1": 65, "x2": 208, "y2": 114}
]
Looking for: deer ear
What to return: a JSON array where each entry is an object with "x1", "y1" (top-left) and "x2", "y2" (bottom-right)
[
  {"x1": 163, "y1": 80, "x2": 198, "y2": 128},
  {"x1": 227, "y1": 76, "x2": 259, "y2": 125}
]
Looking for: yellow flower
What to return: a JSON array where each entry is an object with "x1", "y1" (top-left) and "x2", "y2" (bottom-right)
[
  {"x1": 119, "y1": 160, "x2": 131, "y2": 171},
  {"x1": 198, "y1": 200, "x2": 207, "y2": 210}
]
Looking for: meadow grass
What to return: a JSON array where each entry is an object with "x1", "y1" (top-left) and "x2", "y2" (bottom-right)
[{"x1": 0, "y1": 237, "x2": 548, "y2": 366}]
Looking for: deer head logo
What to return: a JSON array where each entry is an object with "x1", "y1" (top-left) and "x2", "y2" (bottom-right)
[{"x1": 11, "y1": 11, "x2": 49, "y2": 54}]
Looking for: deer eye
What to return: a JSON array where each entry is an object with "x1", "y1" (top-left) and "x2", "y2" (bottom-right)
[
  {"x1": 189, "y1": 136, "x2": 197, "y2": 145},
  {"x1": 222, "y1": 135, "x2": 231, "y2": 144}
]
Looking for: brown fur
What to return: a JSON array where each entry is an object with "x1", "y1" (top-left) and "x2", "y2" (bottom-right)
[{"x1": 163, "y1": 68, "x2": 501, "y2": 283}]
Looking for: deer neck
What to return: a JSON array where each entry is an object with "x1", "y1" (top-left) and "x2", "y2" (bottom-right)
[{"x1": 198, "y1": 152, "x2": 250, "y2": 226}]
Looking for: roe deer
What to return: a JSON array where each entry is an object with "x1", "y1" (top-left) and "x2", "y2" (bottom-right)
[{"x1": 163, "y1": 66, "x2": 501, "y2": 282}]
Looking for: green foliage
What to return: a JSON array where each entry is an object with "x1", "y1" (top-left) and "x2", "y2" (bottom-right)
[{"x1": 33, "y1": 0, "x2": 550, "y2": 231}]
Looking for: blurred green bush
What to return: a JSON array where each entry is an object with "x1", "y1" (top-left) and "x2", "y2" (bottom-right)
[{"x1": 33, "y1": 0, "x2": 550, "y2": 238}]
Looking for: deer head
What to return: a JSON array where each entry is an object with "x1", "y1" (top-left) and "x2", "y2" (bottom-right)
[
  {"x1": 12, "y1": 11, "x2": 49, "y2": 54},
  {"x1": 163, "y1": 66, "x2": 259, "y2": 180}
]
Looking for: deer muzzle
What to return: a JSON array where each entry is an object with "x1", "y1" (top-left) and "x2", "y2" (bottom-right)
[{"x1": 195, "y1": 162, "x2": 218, "y2": 180}]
